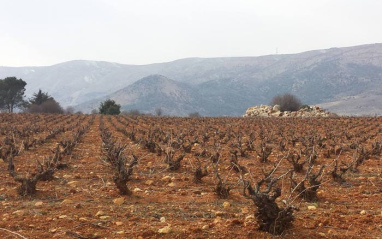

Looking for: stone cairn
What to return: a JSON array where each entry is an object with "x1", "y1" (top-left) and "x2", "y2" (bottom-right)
[{"x1": 243, "y1": 105, "x2": 336, "y2": 118}]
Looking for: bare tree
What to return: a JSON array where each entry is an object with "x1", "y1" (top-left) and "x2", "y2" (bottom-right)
[{"x1": 270, "y1": 93, "x2": 302, "y2": 112}]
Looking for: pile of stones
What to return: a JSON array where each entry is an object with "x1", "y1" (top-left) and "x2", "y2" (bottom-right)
[{"x1": 243, "y1": 105, "x2": 337, "y2": 118}]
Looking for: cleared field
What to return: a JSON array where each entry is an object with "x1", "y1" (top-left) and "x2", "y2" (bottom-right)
[{"x1": 1, "y1": 114, "x2": 382, "y2": 238}]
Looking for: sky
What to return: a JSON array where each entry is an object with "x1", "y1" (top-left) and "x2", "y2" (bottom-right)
[{"x1": 0, "y1": 0, "x2": 381, "y2": 67}]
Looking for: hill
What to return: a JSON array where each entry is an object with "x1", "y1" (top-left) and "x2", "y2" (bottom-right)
[
  {"x1": 1, "y1": 43, "x2": 382, "y2": 115},
  {"x1": 77, "y1": 75, "x2": 206, "y2": 116}
]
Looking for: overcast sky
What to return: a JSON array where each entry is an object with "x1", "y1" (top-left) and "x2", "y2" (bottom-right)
[{"x1": 0, "y1": 0, "x2": 381, "y2": 66}]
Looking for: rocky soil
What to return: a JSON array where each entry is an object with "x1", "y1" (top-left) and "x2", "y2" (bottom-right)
[{"x1": 1, "y1": 114, "x2": 382, "y2": 239}]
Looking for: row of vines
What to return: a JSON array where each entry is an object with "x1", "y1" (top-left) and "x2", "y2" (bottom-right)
[{"x1": 1, "y1": 114, "x2": 382, "y2": 237}]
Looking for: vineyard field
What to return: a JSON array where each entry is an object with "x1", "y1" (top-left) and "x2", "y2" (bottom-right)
[{"x1": 1, "y1": 114, "x2": 382, "y2": 238}]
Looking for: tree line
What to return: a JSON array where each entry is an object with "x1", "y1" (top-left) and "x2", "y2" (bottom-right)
[
  {"x1": 0, "y1": 77, "x2": 64, "y2": 113},
  {"x1": 0, "y1": 76, "x2": 124, "y2": 115},
  {"x1": 0, "y1": 76, "x2": 134, "y2": 115}
]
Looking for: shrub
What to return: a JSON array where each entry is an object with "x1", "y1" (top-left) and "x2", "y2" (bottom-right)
[
  {"x1": 121, "y1": 109, "x2": 141, "y2": 116},
  {"x1": 270, "y1": 94, "x2": 302, "y2": 112},
  {"x1": 99, "y1": 99, "x2": 121, "y2": 115},
  {"x1": 28, "y1": 99, "x2": 64, "y2": 114},
  {"x1": 27, "y1": 89, "x2": 64, "y2": 114}
]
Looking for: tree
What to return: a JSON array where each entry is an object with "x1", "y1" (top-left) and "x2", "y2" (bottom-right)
[
  {"x1": 270, "y1": 93, "x2": 302, "y2": 112},
  {"x1": 99, "y1": 99, "x2": 121, "y2": 115},
  {"x1": 0, "y1": 77, "x2": 27, "y2": 113},
  {"x1": 29, "y1": 89, "x2": 52, "y2": 105},
  {"x1": 27, "y1": 89, "x2": 63, "y2": 114}
]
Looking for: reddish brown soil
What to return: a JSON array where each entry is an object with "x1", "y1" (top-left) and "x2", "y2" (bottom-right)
[{"x1": 1, "y1": 114, "x2": 382, "y2": 239}]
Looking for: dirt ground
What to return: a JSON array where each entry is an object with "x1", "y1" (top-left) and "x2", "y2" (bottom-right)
[{"x1": 1, "y1": 114, "x2": 382, "y2": 239}]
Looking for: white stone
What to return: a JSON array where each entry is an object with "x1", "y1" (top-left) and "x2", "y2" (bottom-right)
[
  {"x1": 158, "y1": 225, "x2": 172, "y2": 234},
  {"x1": 308, "y1": 205, "x2": 317, "y2": 210}
]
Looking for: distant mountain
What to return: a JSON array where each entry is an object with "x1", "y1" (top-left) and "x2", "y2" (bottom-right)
[
  {"x1": 77, "y1": 75, "x2": 207, "y2": 116},
  {"x1": 1, "y1": 43, "x2": 382, "y2": 116},
  {"x1": 0, "y1": 60, "x2": 153, "y2": 106}
]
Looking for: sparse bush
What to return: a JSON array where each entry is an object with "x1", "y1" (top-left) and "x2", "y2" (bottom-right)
[
  {"x1": 28, "y1": 99, "x2": 64, "y2": 114},
  {"x1": 270, "y1": 93, "x2": 302, "y2": 112},
  {"x1": 121, "y1": 109, "x2": 141, "y2": 116},
  {"x1": 40, "y1": 99, "x2": 64, "y2": 113}
]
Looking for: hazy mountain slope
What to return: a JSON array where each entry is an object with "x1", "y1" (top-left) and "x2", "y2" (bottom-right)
[
  {"x1": 76, "y1": 75, "x2": 207, "y2": 116},
  {"x1": 77, "y1": 75, "x2": 261, "y2": 116},
  {"x1": 318, "y1": 90, "x2": 382, "y2": 116},
  {"x1": 1, "y1": 43, "x2": 382, "y2": 115},
  {"x1": 195, "y1": 79, "x2": 260, "y2": 116},
  {"x1": 0, "y1": 60, "x2": 161, "y2": 106}
]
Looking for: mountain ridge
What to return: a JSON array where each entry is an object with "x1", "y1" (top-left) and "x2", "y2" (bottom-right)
[
  {"x1": 1, "y1": 43, "x2": 382, "y2": 116},
  {"x1": 76, "y1": 74, "x2": 207, "y2": 116}
]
